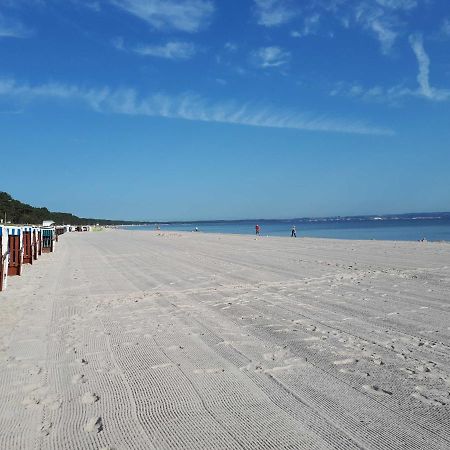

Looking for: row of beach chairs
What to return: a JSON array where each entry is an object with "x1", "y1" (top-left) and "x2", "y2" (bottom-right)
[{"x1": 0, "y1": 225, "x2": 66, "y2": 292}]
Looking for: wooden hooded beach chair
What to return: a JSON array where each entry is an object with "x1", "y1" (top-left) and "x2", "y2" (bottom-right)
[
  {"x1": 7, "y1": 226, "x2": 23, "y2": 276},
  {"x1": 41, "y1": 227, "x2": 56, "y2": 253},
  {"x1": 22, "y1": 226, "x2": 34, "y2": 265}
]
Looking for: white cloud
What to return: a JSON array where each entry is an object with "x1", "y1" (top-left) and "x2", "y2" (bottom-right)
[
  {"x1": 0, "y1": 77, "x2": 393, "y2": 135},
  {"x1": 224, "y1": 42, "x2": 238, "y2": 52},
  {"x1": 409, "y1": 34, "x2": 450, "y2": 101},
  {"x1": 0, "y1": 14, "x2": 32, "y2": 38},
  {"x1": 110, "y1": 0, "x2": 214, "y2": 32},
  {"x1": 331, "y1": 36, "x2": 450, "y2": 103},
  {"x1": 330, "y1": 82, "x2": 405, "y2": 103},
  {"x1": 291, "y1": 14, "x2": 321, "y2": 38},
  {"x1": 254, "y1": 0, "x2": 298, "y2": 27},
  {"x1": 354, "y1": 3, "x2": 399, "y2": 54},
  {"x1": 305, "y1": 0, "x2": 420, "y2": 54},
  {"x1": 409, "y1": 34, "x2": 432, "y2": 97},
  {"x1": 252, "y1": 46, "x2": 291, "y2": 68},
  {"x1": 133, "y1": 41, "x2": 197, "y2": 60},
  {"x1": 370, "y1": 19, "x2": 397, "y2": 54},
  {"x1": 113, "y1": 37, "x2": 197, "y2": 60},
  {"x1": 375, "y1": 0, "x2": 417, "y2": 10}
]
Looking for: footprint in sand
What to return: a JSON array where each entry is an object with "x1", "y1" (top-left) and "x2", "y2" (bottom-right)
[
  {"x1": 22, "y1": 383, "x2": 42, "y2": 393},
  {"x1": 84, "y1": 416, "x2": 103, "y2": 433},
  {"x1": 72, "y1": 374, "x2": 87, "y2": 384},
  {"x1": 362, "y1": 385, "x2": 393, "y2": 396},
  {"x1": 81, "y1": 392, "x2": 100, "y2": 404},
  {"x1": 40, "y1": 420, "x2": 52, "y2": 436},
  {"x1": 27, "y1": 365, "x2": 42, "y2": 376},
  {"x1": 370, "y1": 357, "x2": 384, "y2": 366},
  {"x1": 339, "y1": 368, "x2": 370, "y2": 378},
  {"x1": 22, "y1": 385, "x2": 52, "y2": 409},
  {"x1": 263, "y1": 349, "x2": 290, "y2": 362},
  {"x1": 42, "y1": 394, "x2": 62, "y2": 411},
  {"x1": 22, "y1": 394, "x2": 42, "y2": 408},
  {"x1": 333, "y1": 358, "x2": 358, "y2": 366},
  {"x1": 412, "y1": 390, "x2": 446, "y2": 406}
]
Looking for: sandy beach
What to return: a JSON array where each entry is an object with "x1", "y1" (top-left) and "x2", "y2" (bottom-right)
[{"x1": 1, "y1": 230, "x2": 449, "y2": 449}]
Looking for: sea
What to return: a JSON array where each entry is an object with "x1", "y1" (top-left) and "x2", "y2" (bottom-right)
[{"x1": 123, "y1": 215, "x2": 450, "y2": 242}]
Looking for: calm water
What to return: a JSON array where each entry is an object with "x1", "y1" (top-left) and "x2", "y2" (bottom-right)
[{"x1": 124, "y1": 218, "x2": 450, "y2": 242}]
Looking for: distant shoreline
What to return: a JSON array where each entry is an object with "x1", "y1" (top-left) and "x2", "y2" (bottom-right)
[
  {"x1": 121, "y1": 217, "x2": 450, "y2": 243},
  {"x1": 120, "y1": 213, "x2": 450, "y2": 227}
]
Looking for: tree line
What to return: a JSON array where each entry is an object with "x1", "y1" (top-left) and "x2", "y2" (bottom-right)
[{"x1": 0, "y1": 192, "x2": 140, "y2": 226}]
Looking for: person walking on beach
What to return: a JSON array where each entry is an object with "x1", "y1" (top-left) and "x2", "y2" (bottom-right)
[
  {"x1": 255, "y1": 224, "x2": 260, "y2": 236},
  {"x1": 291, "y1": 226, "x2": 297, "y2": 238}
]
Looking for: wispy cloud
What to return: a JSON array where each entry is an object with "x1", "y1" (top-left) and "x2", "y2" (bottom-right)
[
  {"x1": 134, "y1": 41, "x2": 196, "y2": 60},
  {"x1": 354, "y1": 3, "x2": 399, "y2": 54},
  {"x1": 224, "y1": 42, "x2": 238, "y2": 52},
  {"x1": 287, "y1": 0, "x2": 420, "y2": 54},
  {"x1": 374, "y1": 0, "x2": 417, "y2": 10},
  {"x1": 254, "y1": 0, "x2": 298, "y2": 27},
  {"x1": 369, "y1": 19, "x2": 397, "y2": 54},
  {"x1": 330, "y1": 82, "x2": 405, "y2": 104},
  {"x1": 354, "y1": 1, "x2": 422, "y2": 53},
  {"x1": 291, "y1": 14, "x2": 321, "y2": 38},
  {"x1": 0, "y1": 14, "x2": 33, "y2": 39},
  {"x1": 110, "y1": 0, "x2": 214, "y2": 32},
  {"x1": 251, "y1": 46, "x2": 291, "y2": 68},
  {"x1": 441, "y1": 18, "x2": 450, "y2": 37},
  {"x1": 330, "y1": 34, "x2": 450, "y2": 103},
  {"x1": 410, "y1": 34, "x2": 432, "y2": 97},
  {"x1": 0, "y1": 77, "x2": 393, "y2": 135},
  {"x1": 409, "y1": 34, "x2": 450, "y2": 101},
  {"x1": 114, "y1": 38, "x2": 197, "y2": 60}
]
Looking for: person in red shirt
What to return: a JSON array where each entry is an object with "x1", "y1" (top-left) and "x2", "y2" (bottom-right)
[{"x1": 255, "y1": 224, "x2": 260, "y2": 236}]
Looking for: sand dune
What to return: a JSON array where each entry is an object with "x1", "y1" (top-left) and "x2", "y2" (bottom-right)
[{"x1": 1, "y1": 230, "x2": 449, "y2": 449}]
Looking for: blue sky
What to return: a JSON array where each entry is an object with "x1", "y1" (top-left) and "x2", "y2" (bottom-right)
[{"x1": 0, "y1": 0, "x2": 449, "y2": 221}]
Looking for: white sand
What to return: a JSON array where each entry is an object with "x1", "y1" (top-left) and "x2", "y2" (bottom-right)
[{"x1": 0, "y1": 230, "x2": 449, "y2": 449}]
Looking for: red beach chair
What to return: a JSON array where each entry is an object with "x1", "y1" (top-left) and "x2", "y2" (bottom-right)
[
  {"x1": 7, "y1": 227, "x2": 23, "y2": 276},
  {"x1": 22, "y1": 227, "x2": 34, "y2": 265}
]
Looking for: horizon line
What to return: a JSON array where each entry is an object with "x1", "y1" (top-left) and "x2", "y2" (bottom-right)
[{"x1": 101, "y1": 210, "x2": 450, "y2": 224}]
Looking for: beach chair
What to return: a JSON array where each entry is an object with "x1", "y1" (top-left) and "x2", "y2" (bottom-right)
[
  {"x1": 0, "y1": 226, "x2": 9, "y2": 291},
  {"x1": 7, "y1": 227, "x2": 23, "y2": 276},
  {"x1": 37, "y1": 228, "x2": 42, "y2": 256},
  {"x1": 22, "y1": 226, "x2": 34, "y2": 265},
  {"x1": 33, "y1": 228, "x2": 39, "y2": 261},
  {"x1": 41, "y1": 227, "x2": 55, "y2": 253}
]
